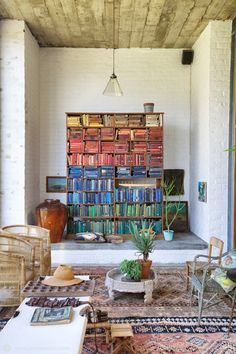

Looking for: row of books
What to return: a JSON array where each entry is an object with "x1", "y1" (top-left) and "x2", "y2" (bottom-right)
[
  {"x1": 84, "y1": 205, "x2": 113, "y2": 217},
  {"x1": 67, "y1": 114, "x2": 114, "y2": 127},
  {"x1": 68, "y1": 127, "x2": 162, "y2": 140},
  {"x1": 67, "y1": 116, "x2": 81, "y2": 127},
  {"x1": 68, "y1": 139, "x2": 82, "y2": 153},
  {"x1": 146, "y1": 114, "x2": 163, "y2": 127},
  {"x1": 67, "y1": 153, "x2": 162, "y2": 167},
  {"x1": 83, "y1": 127, "x2": 116, "y2": 140},
  {"x1": 115, "y1": 203, "x2": 162, "y2": 217},
  {"x1": 116, "y1": 220, "x2": 162, "y2": 234},
  {"x1": 67, "y1": 189, "x2": 162, "y2": 204},
  {"x1": 68, "y1": 204, "x2": 162, "y2": 217},
  {"x1": 68, "y1": 205, "x2": 113, "y2": 217},
  {"x1": 67, "y1": 192, "x2": 113, "y2": 204},
  {"x1": 67, "y1": 220, "x2": 114, "y2": 234},
  {"x1": 67, "y1": 166, "x2": 163, "y2": 178},
  {"x1": 83, "y1": 192, "x2": 113, "y2": 204},
  {"x1": 82, "y1": 114, "x2": 103, "y2": 127},
  {"x1": 67, "y1": 114, "x2": 163, "y2": 128},
  {"x1": 67, "y1": 219, "x2": 161, "y2": 235},
  {"x1": 115, "y1": 188, "x2": 162, "y2": 203},
  {"x1": 67, "y1": 129, "x2": 83, "y2": 139},
  {"x1": 67, "y1": 178, "x2": 114, "y2": 191},
  {"x1": 68, "y1": 141, "x2": 163, "y2": 154}
]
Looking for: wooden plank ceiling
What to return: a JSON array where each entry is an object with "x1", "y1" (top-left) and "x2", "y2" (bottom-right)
[{"x1": 0, "y1": 0, "x2": 235, "y2": 48}]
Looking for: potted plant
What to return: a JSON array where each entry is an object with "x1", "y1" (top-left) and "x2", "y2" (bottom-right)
[
  {"x1": 120, "y1": 259, "x2": 142, "y2": 281},
  {"x1": 161, "y1": 179, "x2": 185, "y2": 241},
  {"x1": 129, "y1": 221, "x2": 155, "y2": 279}
]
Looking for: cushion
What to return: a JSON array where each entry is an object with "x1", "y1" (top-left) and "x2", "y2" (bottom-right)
[
  {"x1": 211, "y1": 251, "x2": 236, "y2": 293},
  {"x1": 74, "y1": 232, "x2": 106, "y2": 243},
  {"x1": 211, "y1": 268, "x2": 236, "y2": 293}
]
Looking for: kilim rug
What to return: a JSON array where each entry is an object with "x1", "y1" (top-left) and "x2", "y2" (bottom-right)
[
  {"x1": 77, "y1": 267, "x2": 236, "y2": 353},
  {"x1": 73, "y1": 266, "x2": 230, "y2": 318},
  {"x1": 83, "y1": 316, "x2": 236, "y2": 354},
  {"x1": 1, "y1": 266, "x2": 235, "y2": 353}
]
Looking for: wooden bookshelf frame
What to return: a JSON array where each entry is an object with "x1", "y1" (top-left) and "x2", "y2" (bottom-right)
[{"x1": 66, "y1": 112, "x2": 164, "y2": 238}]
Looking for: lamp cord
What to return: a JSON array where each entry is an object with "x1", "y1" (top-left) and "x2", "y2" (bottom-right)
[
  {"x1": 82, "y1": 301, "x2": 98, "y2": 354},
  {"x1": 112, "y1": 0, "x2": 115, "y2": 74}
]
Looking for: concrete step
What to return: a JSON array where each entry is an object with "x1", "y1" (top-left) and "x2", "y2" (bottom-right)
[{"x1": 51, "y1": 232, "x2": 208, "y2": 266}]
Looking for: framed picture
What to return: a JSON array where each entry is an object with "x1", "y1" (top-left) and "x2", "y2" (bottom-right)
[
  {"x1": 198, "y1": 181, "x2": 207, "y2": 202},
  {"x1": 164, "y1": 169, "x2": 184, "y2": 195},
  {"x1": 165, "y1": 201, "x2": 189, "y2": 232},
  {"x1": 46, "y1": 176, "x2": 66, "y2": 193}
]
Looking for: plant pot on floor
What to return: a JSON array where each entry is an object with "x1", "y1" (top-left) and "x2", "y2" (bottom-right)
[{"x1": 163, "y1": 230, "x2": 174, "y2": 241}]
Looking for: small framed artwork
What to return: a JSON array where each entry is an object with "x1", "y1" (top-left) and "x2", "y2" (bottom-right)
[
  {"x1": 164, "y1": 169, "x2": 184, "y2": 195},
  {"x1": 165, "y1": 201, "x2": 189, "y2": 232},
  {"x1": 198, "y1": 181, "x2": 207, "y2": 202},
  {"x1": 46, "y1": 176, "x2": 66, "y2": 193}
]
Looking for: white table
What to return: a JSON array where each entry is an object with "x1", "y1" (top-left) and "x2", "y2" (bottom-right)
[{"x1": 0, "y1": 296, "x2": 91, "y2": 354}]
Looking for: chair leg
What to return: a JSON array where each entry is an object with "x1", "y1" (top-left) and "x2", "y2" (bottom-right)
[
  {"x1": 186, "y1": 263, "x2": 190, "y2": 290},
  {"x1": 227, "y1": 287, "x2": 236, "y2": 337},
  {"x1": 190, "y1": 284, "x2": 194, "y2": 306},
  {"x1": 198, "y1": 290, "x2": 204, "y2": 325}
]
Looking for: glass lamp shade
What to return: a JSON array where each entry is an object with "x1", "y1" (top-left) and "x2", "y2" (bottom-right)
[{"x1": 103, "y1": 73, "x2": 123, "y2": 96}]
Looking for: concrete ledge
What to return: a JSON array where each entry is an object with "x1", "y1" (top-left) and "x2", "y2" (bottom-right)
[{"x1": 51, "y1": 232, "x2": 208, "y2": 266}]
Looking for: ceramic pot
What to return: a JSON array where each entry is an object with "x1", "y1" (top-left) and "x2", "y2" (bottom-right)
[
  {"x1": 143, "y1": 102, "x2": 154, "y2": 112},
  {"x1": 140, "y1": 259, "x2": 152, "y2": 279},
  {"x1": 35, "y1": 199, "x2": 68, "y2": 243},
  {"x1": 163, "y1": 230, "x2": 174, "y2": 241}
]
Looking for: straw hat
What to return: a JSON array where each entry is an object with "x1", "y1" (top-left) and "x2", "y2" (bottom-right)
[{"x1": 42, "y1": 265, "x2": 83, "y2": 287}]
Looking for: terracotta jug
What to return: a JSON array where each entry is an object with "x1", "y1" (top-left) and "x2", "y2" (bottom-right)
[{"x1": 36, "y1": 199, "x2": 68, "y2": 243}]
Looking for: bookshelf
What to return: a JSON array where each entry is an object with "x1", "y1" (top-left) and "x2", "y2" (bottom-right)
[{"x1": 66, "y1": 112, "x2": 164, "y2": 238}]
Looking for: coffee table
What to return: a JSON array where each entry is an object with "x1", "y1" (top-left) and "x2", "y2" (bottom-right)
[
  {"x1": 105, "y1": 268, "x2": 158, "y2": 304},
  {"x1": 0, "y1": 296, "x2": 91, "y2": 354}
]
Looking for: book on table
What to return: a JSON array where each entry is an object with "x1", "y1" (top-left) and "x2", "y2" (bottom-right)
[{"x1": 30, "y1": 306, "x2": 73, "y2": 326}]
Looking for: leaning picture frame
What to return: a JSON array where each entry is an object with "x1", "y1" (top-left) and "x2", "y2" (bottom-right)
[
  {"x1": 46, "y1": 176, "x2": 67, "y2": 193},
  {"x1": 165, "y1": 201, "x2": 189, "y2": 232}
]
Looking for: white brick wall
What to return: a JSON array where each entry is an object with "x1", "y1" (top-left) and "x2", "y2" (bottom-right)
[
  {"x1": 39, "y1": 48, "x2": 190, "y2": 203},
  {"x1": 190, "y1": 21, "x2": 232, "y2": 247},
  {"x1": 0, "y1": 20, "x2": 40, "y2": 225},
  {"x1": 0, "y1": 19, "x2": 232, "y2": 246},
  {"x1": 0, "y1": 20, "x2": 25, "y2": 224},
  {"x1": 25, "y1": 25, "x2": 40, "y2": 223}
]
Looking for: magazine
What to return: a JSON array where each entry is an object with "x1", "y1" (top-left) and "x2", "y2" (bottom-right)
[{"x1": 30, "y1": 306, "x2": 73, "y2": 326}]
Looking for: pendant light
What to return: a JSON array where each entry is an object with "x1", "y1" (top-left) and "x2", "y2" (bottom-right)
[{"x1": 103, "y1": 0, "x2": 123, "y2": 96}]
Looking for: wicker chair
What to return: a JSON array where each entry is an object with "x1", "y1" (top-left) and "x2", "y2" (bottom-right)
[
  {"x1": 2, "y1": 225, "x2": 51, "y2": 276},
  {"x1": 0, "y1": 233, "x2": 35, "y2": 306},
  {"x1": 0, "y1": 251, "x2": 28, "y2": 306}
]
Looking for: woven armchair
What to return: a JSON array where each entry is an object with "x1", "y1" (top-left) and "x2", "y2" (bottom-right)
[
  {"x1": 2, "y1": 225, "x2": 51, "y2": 276},
  {"x1": 0, "y1": 233, "x2": 35, "y2": 306},
  {"x1": 0, "y1": 251, "x2": 28, "y2": 306}
]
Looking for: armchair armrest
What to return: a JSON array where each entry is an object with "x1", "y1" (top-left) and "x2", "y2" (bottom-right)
[{"x1": 192, "y1": 254, "x2": 223, "y2": 273}]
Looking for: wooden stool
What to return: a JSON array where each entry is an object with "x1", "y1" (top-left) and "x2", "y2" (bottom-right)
[
  {"x1": 86, "y1": 321, "x2": 111, "y2": 344},
  {"x1": 110, "y1": 323, "x2": 135, "y2": 354}
]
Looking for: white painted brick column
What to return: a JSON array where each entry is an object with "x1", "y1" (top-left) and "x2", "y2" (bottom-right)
[
  {"x1": 191, "y1": 21, "x2": 232, "y2": 248},
  {"x1": 0, "y1": 20, "x2": 40, "y2": 225}
]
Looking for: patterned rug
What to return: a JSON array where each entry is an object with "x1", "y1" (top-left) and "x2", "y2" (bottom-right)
[
  {"x1": 83, "y1": 317, "x2": 236, "y2": 354},
  {"x1": 73, "y1": 266, "x2": 230, "y2": 318},
  {"x1": 0, "y1": 266, "x2": 235, "y2": 354},
  {"x1": 77, "y1": 267, "x2": 236, "y2": 353}
]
